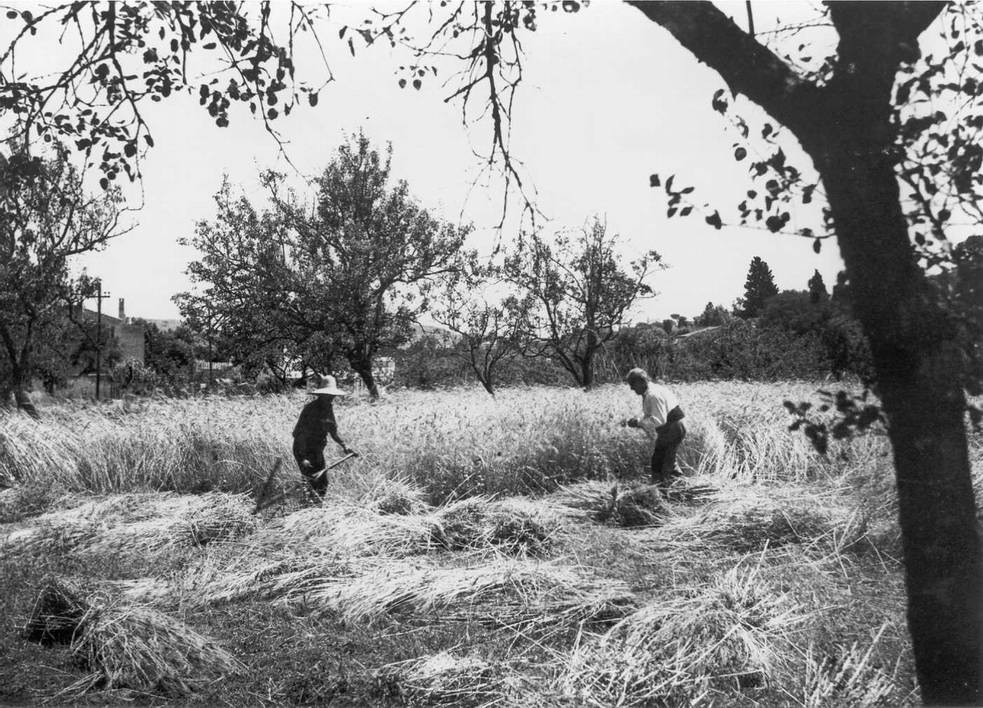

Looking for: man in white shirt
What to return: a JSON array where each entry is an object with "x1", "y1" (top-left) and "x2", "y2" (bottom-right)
[{"x1": 624, "y1": 368, "x2": 687, "y2": 487}]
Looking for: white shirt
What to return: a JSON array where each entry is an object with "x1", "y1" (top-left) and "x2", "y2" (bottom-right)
[{"x1": 639, "y1": 382, "x2": 679, "y2": 441}]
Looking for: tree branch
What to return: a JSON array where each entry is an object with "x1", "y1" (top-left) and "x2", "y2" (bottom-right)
[{"x1": 626, "y1": 0, "x2": 823, "y2": 135}]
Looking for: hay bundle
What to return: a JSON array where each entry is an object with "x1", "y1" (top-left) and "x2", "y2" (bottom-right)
[
  {"x1": 180, "y1": 492, "x2": 257, "y2": 547},
  {"x1": 368, "y1": 478, "x2": 430, "y2": 516},
  {"x1": 552, "y1": 481, "x2": 619, "y2": 518},
  {"x1": 21, "y1": 577, "x2": 89, "y2": 645},
  {"x1": 560, "y1": 566, "x2": 805, "y2": 705},
  {"x1": 377, "y1": 652, "x2": 505, "y2": 705},
  {"x1": 602, "y1": 485, "x2": 669, "y2": 528},
  {"x1": 553, "y1": 482, "x2": 680, "y2": 527},
  {"x1": 431, "y1": 498, "x2": 559, "y2": 556},
  {"x1": 69, "y1": 605, "x2": 243, "y2": 696},
  {"x1": 21, "y1": 578, "x2": 241, "y2": 698}
]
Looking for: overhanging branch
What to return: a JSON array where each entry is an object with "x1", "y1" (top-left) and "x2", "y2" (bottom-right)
[{"x1": 626, "y1": 0, "x2": 823, "y2": 135}]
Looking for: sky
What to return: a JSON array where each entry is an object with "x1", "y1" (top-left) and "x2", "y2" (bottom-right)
[{"x1": 51, "y1": 0, "x2": 848, "y2": 322}]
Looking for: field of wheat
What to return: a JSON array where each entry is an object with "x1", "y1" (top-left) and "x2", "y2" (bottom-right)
[{"x1": 2, "y1": 382, "x2": 979, "y2": 705}]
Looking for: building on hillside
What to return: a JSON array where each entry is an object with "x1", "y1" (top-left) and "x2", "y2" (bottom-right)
[{"x1": 77, "y1": 298, "x2": 146, "y2": 364}]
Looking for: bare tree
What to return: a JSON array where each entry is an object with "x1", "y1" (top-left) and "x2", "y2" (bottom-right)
[
  {"x1": 504, "y1": 217, "x2": 662, "y2": 389},
  {"x1": 432, "y1": 254, "x2": 536, "y2": 395}
]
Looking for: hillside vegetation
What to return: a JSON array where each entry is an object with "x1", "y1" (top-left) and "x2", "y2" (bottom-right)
[{"x1": 2, "y1": 383, "x2": 979, "y2": 705}]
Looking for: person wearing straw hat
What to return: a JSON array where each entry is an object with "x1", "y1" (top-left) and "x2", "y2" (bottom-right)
[
  {"x1": 292, "y1": 375, "x2": 357, "y2": 497},
  {"x1": 624, "y1": 367, "x2": 686, "y2": 488}
]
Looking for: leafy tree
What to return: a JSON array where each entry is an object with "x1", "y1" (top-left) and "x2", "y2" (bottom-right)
[
  {"x1": 0, "y1": 4, "x2": 329, "y2": 188},
  {"x1": 0, "y1": 144, "x2": 126, "y2": 416},
  {"x1": 760, "y1": 291, "x2": 826, "y2": 336},
  {"x1": 504, "y1": 217, "x2": 662, "y2": 389},
  {"x1": 807, "y1": 269, "x2": 829, "y2": 304},
  {"x1": 266, "y1": 133, "x2": 471, "y2": 397},
  {"x1": 175, "y1": 178, "x2": 330, "y2": 387},
  {"x1": 605, "y1": 321, "x2": 671, "y2": 379},
  {"x1": 431, "y1": 254, "x2": 536, "y2": 396},
  {"x1": 734, "y1": 256, "x2": 779, "y2": 318},
  {"x1": 182, "y1": 135, "x2": 469, "y2": 398},
  {"x1": 141, "y1": 322, "x2": 196, "y2": 385},
  {"x1": 393, "y1": 334, "x2": 470, "y2": 391},
  {"x1": 695, "y1": 301, "x2": 731, "y2": 327}
]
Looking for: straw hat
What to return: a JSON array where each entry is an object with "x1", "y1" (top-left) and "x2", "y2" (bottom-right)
[{"x1": 310, "y1": 375, "x2": 349, "y2": 396}]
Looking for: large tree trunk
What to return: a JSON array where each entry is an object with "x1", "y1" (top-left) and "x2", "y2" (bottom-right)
[
  {"x1": 348, "y1": 354, "x2": 380, "y2": 399},
  {"x1": 4, "y1": 362, "x2": 40, "y2": 420},
  {"x1": 818, "y1": 148, "x2": 981, "y2": 705},
  {"x1": 629, "y1": 1, "x2": 979, "y2": 702},
  {"x1": 478, "y1": 374, "x2": 496, "y2": 396}
]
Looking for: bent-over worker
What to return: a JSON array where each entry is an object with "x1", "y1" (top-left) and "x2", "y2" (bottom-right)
[
  {"x1": 624, "y1": 367, "x2": 686, "y2": 487},
  {"x1": 292, "y1": 375, "x2": 356, "y2": 497}
]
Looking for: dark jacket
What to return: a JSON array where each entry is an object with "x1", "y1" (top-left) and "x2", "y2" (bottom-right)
[{"x1": 293, "y1": 398, "x2": 336, "y2": 448}]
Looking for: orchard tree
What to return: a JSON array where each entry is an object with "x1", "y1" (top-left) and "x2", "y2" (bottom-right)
[
  {"x1": 183, "y1": 135, "x2": 469, "y2": 398},
  {"x1": 176, "y1": 179, "x2": 337, "y2": 384},
  {"x1": 266, "y1": 133, "x2": 471, "y2": 397},
  {"x1": 504, "y1": 217, "x2": 662, "y2": 389},
  {"x1": 0, "y1": 144, "x2": 127, "y2": 416},
  {"x1": 735, "y1": 256, "x2": 779, "y2": 318},
  {"x1": 431, "y1": 253, "x2": 537, "y2": 396}
]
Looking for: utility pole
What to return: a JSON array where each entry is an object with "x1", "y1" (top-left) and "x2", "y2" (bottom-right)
[
  {"x1": 93, "y1": 280, "x2": 111, "y2": 400},
  {"x1": 745, "y1": 0, "x2": 755, "y2": 38}
]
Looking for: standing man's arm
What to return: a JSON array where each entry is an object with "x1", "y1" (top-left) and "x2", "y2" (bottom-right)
[{"x1": 326, "y1": 418, "x2": 356, "y2": 456}]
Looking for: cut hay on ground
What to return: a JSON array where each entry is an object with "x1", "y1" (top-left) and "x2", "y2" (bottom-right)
[
  {"x1": 255, "y1": 496, "x2": 562, "y2": 559},
  {"x1": 289, "y1": 558, "x2": 637, "y2": 635},
  {"x1": 21, "y1": 577, "x2": 89, "y2": 646},
  {"x1": 650, "y1": 487, "x2": 851, "y2": 555},
  {"x1": 21, "y1": 578, "x2": 242, "y2": 698},
  {"x1": 799, "y1": 626, "x2": 908, "y2": 708},
  {"x1": 552, "y1": 481, "x2": 699, "y2": 527},
  {"x1": 258, "y1": 504, "x2": 439, "y2": 557},
  {"x1": 189, "y1": 554, "x2": 358, "y2": 607},
  {"x1": 377, "y1": 652, "x2": 507, "y2": 706},
  {"x1": 431, "y1": 497, "x2": 561, "y2": 555},
  {"x1": 68, "y1": 604, "x2": 243, "y2": 697},
  {"x1": 560, "y1": 565, "x2": 807, "y2": 705},
  {"x1": 1, "y1": 492, "x2": 258, "y2": 567}
]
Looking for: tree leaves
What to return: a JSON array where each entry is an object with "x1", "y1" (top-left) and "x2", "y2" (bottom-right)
[
  {"x1": 711, "y1": 88, "x2": 728, "y2": 114},
  {"x1": 2, "y1": 4, "x2": 332, "y2": 188}
]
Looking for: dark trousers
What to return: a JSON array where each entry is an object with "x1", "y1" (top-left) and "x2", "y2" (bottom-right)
[
  {"x1": 651, "y1": 420, "x2": 686, "y2": 485},
  {"x1": 293, "y1": 440, "x2": 327, "y2": 497}
]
